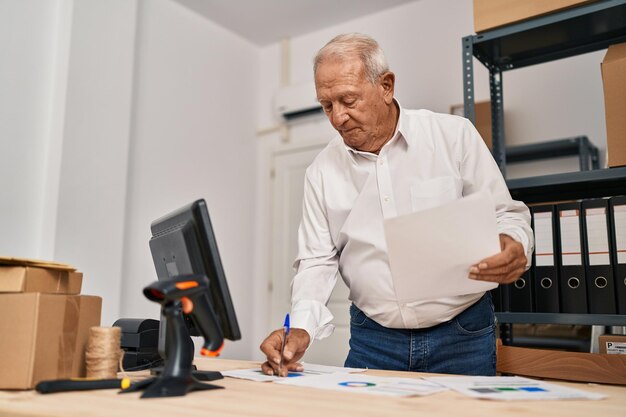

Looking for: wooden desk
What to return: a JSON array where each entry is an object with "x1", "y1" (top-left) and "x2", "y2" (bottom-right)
[{"x1": 0, "y1": 358, "x2": 624, "y2": 417}]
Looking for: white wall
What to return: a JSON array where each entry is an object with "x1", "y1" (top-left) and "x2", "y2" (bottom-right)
[
  {"x1": 119, "y1": 0, "x2": 258, "y2": 360},
  {"x1": 54, "y1": 0, "x2": 138, "y2": 329},
  {"x1": 0, "y1": 0, "x2": 67, "y2": 258},
  {"x1": 504, "y1": 51, "x2": 606, "y2": 177}
]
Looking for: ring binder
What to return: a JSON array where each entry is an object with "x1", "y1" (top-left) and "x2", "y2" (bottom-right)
[
  {"x1": 582, "y1": 199, "x2": 616, "y2": 314},
  {"x1": 531, "y1": 205, "x2": 559, "y2": 313},
  {"x1": 609, "y1": 196, "x2": 626, "y2": 314},
  {"x1": 557, "y1": 202, "x2": 587, "y2": 314},
  {"x1": 509, "y1": 270, "x2": 533, "y2": 312}
]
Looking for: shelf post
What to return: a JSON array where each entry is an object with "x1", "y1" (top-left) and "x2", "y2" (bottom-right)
[
  {"x1": 591, "y1": 147, "x2": 600, "y2": 169},
  {"x1": 578, "y1": 136, "x2": 590, "y2": 171},
  {"x1": 462, "y1": 36, "x2": 475, "y2": 124},
  {"x1": 489, "y1": 68, "x2": 506, "y2": 177}
]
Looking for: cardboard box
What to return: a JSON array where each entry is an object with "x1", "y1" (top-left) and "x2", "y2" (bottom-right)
[
  {"x1": 450, "y1": 101, "x2": 493, "y2": 149},
  {"x1": 601, "y1": 42, "x2": 626, "y2": 168},
  {"x1": 473, "y1": 0, "x2": 593, "y2": 33},
  {"x1": 0, "y1": 293, "x2": 101, "y2": 389},
  {"x1": 0, "y1": 266, "x2": 83, "y2": 294},
  {"x1": 599, "y1": 335, "x2": 626, "y2": 355},
  {"x1": 0, "y1": 256, "x2": 76, "y2": 271}
]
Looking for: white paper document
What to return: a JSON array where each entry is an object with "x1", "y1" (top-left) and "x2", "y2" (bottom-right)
[
  {"x1": 384, "y1": 190, "x2": 500, "y2": 302},
  {"x1": 426, "y1": 376, "x2": 607, "y2": 401},
  {"x1": 275, "y1": 373, "x2": 447, "y2": 397},
  {"x1": 221, "y1": 363, "x2": 365, "y2": 382}
]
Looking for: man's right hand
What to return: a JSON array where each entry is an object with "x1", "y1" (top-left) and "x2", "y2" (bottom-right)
[{"x1": 259, "y1": 328, "x2": 310, "y2": 377}]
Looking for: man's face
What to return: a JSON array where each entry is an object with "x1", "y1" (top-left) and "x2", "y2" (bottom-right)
[{"x1": 315, "y1": 58, "x2": 393, "y2": 151}]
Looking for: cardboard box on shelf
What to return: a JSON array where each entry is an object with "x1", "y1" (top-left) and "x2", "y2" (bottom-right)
[
  {"x1": 0, "y1": 293, "x2": 102, "y2": 389},
  {"x1": 473, "y1": 0, "x2": 593, "y2": 33},
  {"x1": 601, "y1": 42, "x2": 626, "y2": 168},
  {"x1": 0, "y1": 266, "x2": 83, "y2": 294},
  {"x1": 599, "y1": 335, "x2": 626, "y2": 355},
  {"x1": 450, "y1": 101, "x2": 493, "y2": 150}
]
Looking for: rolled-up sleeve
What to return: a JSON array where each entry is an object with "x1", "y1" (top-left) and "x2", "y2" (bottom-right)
[
  {"x1": 290, "y1": 169, "x2": 339, "y2": 343},
  {"x1": 459, "y1": 119, "x2": 534, "y2": 267}
]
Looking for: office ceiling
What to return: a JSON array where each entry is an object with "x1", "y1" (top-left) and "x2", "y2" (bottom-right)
[{"x1": 172, "y1": 0, "x2": 420, "y2": 46}]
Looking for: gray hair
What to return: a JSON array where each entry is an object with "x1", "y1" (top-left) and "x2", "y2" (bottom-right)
[{"x1": 314, "y1": 33, "x2": 389, "y2": 84}]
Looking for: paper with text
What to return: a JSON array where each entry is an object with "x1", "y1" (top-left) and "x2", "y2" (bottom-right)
[
  {"x1": 275, "y1": 373, "x2": 447, "y2": 397},
  {"x1": 426, "y1": 376, "x2": 606, "y2": 401},
  {"x1": 384, "y1": 190, "x2": 499, "y2": 302},
  {"x1": 221, "y1": 363, "x2": 365, "y2": 382}
]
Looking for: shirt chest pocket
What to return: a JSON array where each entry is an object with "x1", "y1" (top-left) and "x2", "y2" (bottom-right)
[{"x1": 410, "y1": 176, "x2": 461, "y2": 212}]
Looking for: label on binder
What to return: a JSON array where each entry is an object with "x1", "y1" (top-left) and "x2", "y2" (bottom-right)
[
  {"x1": 615, "y1": 205, "x2": 626, "y2": 264},
  {"x1": 585, "y1": 207, "x2": 610, "y2": 265},
  {"x1": 534, "y1": 212, "x2": 554, "y2": 267},
  {"x1": 560, "y1": 210, "x2": 582, "y2": 266}
]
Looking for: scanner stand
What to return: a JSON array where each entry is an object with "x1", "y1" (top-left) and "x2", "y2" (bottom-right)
[{"x1": 150, "y1": 366, "x2": 223, "y2": 382}]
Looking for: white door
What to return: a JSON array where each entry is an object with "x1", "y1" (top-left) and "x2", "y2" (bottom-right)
[{"x1": 269, "y1": 144, "x2": 351, "y2": 367}]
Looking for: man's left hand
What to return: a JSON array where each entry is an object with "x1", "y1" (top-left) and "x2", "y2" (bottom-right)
[{"x1": 469, "y1": 234, "x2": 527, "y2": 284}]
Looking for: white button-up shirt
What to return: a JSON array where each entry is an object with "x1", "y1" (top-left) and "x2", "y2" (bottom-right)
[{"x1": 291, "y1": 104, "x2": 533, "y2": 342}]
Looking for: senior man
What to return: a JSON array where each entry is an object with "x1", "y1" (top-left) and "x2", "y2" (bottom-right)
[{"x1": 260, "y1": 33, "x2": 533, "y2": 377}]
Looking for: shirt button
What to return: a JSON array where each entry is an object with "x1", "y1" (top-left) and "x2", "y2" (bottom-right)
[
  {"x1": 384, "y1": 196, "x2": 390, "y2": 202},
  {"x1": 379, "y1": 160, "x2": 384, "y2": 166}
]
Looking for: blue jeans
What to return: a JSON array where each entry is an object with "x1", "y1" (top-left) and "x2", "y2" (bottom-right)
[{"x1": 344, "y1": 293, "x2": 496, "y2": 375}]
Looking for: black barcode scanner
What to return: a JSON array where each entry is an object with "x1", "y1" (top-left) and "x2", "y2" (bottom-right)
[
  {"x1": 143, "y1": 275, "x2": 224, "y2": 356},
  {"x1": 122, "y1": 275, "x2": 225, "y2": 398}
]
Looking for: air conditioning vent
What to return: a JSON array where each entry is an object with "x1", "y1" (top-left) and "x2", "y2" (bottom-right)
[{"x1": 274, "y1": 82, "x2": 323, "y2": 121}]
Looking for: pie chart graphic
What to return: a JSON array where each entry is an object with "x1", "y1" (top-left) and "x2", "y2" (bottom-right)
[{"x1": 338, "y1": 381, "x2": 376, "y2": 388}]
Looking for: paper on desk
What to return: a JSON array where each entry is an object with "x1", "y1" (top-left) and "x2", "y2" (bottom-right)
[
  {"x1": 221, "y1": 363, "x2": 365, "y2": 382},
  {"x1": 383, "y1": 190, "x2": 499, "y2": 302},
  {"x1": 274, "y1": 373, "x2": 447, "y2": 397},
  {"x1": 426, "y1": 376, "x2": 606, "y2": 401}
]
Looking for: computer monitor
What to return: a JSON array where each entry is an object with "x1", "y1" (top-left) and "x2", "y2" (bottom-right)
[{"x1": 148, "y1": 199, "x2": 241, "y2": 356}]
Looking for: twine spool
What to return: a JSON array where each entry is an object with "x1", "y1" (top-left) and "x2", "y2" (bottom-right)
[{"x1": 85, "y1": 326, "x2": 123, "y2": 379}]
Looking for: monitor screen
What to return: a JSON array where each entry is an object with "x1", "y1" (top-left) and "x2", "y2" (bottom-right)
[{"x1": 148, "y1": 199, "x2": 241, "y2": 354}]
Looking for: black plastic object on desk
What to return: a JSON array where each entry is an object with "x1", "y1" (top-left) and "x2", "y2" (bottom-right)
[
  {"x1": 36, "y1": 378, "x2": 130, "y2": 393},
  {"x1": 112, "y1": 318, "x2": 163, "y2": 371}
]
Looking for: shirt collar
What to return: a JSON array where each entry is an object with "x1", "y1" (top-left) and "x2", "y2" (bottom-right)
[{"x1": 395, "y1": 100, "x2": 412, "y2": 148}]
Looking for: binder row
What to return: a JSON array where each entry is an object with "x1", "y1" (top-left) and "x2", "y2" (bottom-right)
[{"x1": 492, "y1": 196, "x2": 626, "y2": 315}]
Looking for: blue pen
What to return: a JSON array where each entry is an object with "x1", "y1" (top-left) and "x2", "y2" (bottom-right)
[{"x1": 278, "y1": 313, "x2": 290, "y2": 375}]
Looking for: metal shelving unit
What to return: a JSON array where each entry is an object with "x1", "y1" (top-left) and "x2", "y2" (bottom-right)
[
  {"x1": 461, "y1": 0, "x2": 626, "y2": 331},
  {"x1": 462, "y1": 0, "x2": 626, "y2": 176}
]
